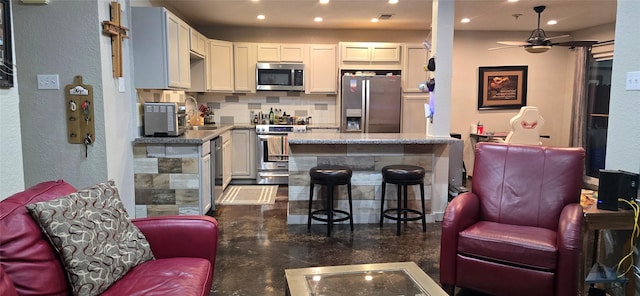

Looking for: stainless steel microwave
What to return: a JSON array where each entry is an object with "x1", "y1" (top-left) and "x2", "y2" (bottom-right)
[{"x1": 256, "y1": 63, "x2": 304, "y2": 91}]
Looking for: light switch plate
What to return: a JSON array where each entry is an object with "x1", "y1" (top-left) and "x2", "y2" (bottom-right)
[
  {"x1": 626, "y1": 71, "x2": 640, "y2": 91},
  {"x1": 37, "y1": 74, "x2": 60, "y2": 90}
]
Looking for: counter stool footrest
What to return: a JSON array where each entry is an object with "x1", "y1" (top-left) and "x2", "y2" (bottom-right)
[
  {"x1": 382, "y1": 208, "x2": 425, "y2": 222},
  {"x1": 310, "y1": 209, "x2": 352, "y2": 223}
]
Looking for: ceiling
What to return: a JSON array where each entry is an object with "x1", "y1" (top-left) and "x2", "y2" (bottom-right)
[{"x1": 146, "y1": 0, "x2": 617, "y2": 33}]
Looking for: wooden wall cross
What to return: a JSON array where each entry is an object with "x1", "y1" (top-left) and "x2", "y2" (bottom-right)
[{"x1": 102, "y1": 1, "x2": 129, "y2": 77}]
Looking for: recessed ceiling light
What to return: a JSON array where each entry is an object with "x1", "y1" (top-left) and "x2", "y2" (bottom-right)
[
  {"x1": 461, "y1": 18, "x2": 470, "y2": 23},
  {"x1": 371, "y1": 18, "x2": 379, "y2": 23},
  {"x1": 507, "y1": 0, "x2": 518, "y2": 2},
  {"x1": 314, "y1": 17, "x2": 323, "y2": 22},
  {"x1": 389, "y1": 0, "x2": 399, "y2": 4},
  {"x1": 257, "y1": 15, "x2": 265, "y2": 20},
  {"x1": 319, "y1": 0, "x2": 329, "y2": 4},
  {"x1": 547, "y1": 20, "x2": 558, "y2": 25}
]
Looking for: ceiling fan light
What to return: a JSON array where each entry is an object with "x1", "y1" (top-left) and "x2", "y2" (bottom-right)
[{"x1": 525, "y1": 45, "x2": 551, "y2": 53}]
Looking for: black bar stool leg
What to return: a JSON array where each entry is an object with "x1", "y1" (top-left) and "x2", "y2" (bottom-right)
[
  {"x1": 380, "y1": 181, "x2": 386, "y2": 227},
  {"x1": 348, "y1": 183, "x2": 354, "y2": 231},
  {"x1": 327, "y1": 184, "x2": 334, "y2": 237},
  {"x1": 403, "y1": 184, "x2": 409, "y2": 225},
  {"x1": 420, "y1": 182, "x2": 426, "y2": 232},
  {"x1": 308, "y1": 183, "x2": 314, "y2": 232},
  {"x1": 396, "y1": 184, "x2": 402, "y2": 236}
]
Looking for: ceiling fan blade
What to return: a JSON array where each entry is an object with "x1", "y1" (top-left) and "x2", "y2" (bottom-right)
[
  {"x1": 497, "y1": 41, "x2": 530, "y2": 46},
  {"x1": 544, "y1": 34, "x2": 571, "y2": 41},
  {"x1": 552, "y1": 40, "x2": 598, "y2": 47},
  {"x1": 488, "y1": 45, "x2": 521, "y2": 51}
]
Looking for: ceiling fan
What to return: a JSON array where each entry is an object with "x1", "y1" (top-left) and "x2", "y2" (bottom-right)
[{"x1": 491, "y1": 5, "x2": 597, "y2": 53}]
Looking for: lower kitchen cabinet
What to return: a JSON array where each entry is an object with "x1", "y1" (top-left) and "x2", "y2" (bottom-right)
[
  {"x1": 133, "y1": 143, "x2": 212, "y2": 217},
  {"x1": 231, "y1": 129, "x2": 256, "y2": 179},
  {"x1": 221, "y1": 131, "x2": 233, "y2": 190},
  {"x1": 402, "y1": 94, "x2": 428, "y2": 134},
  {"x1": 200, "y1": 153, "x2": 212, "y2": 213}
]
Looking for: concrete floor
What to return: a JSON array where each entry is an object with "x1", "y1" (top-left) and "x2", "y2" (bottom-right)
[{"x1": 208, "y1": 186, "x2": 488, "y2": 296}]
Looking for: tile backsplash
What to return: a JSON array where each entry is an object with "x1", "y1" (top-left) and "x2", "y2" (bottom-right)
[
  {"x1": 192, "y1": 91, "x2": 337, "y2": 125},
  {"x1": 136, "y1": 90, "x2": 338, "y2": 135}
]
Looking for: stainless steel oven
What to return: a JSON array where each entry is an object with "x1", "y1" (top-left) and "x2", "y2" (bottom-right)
[{"x1": 256, "y1": 124, "x2": 306, "y2": 184}]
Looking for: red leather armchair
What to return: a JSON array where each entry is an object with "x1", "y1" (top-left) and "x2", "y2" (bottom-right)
[
  {"x1": 440, "y1": 143, "x2": 585, "y2": 296},
  {"x1": 0, "y1": 180, "x2": 219, "y2": 296}
]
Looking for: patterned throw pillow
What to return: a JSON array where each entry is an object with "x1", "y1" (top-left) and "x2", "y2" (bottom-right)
[{"x1": 25, "y1": 180, "x2": 154, "y2": 296}]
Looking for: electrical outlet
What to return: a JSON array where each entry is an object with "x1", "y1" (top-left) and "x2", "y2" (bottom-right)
[
  {"x1": 37, "y1": 74, "x2": 60, "y2": 90},
  {"x1": 626, "y1": 71, "x2": 640, "y2": 91}
]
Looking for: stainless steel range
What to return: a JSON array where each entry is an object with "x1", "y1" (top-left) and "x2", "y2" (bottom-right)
[{"x1": 256, "y1": 124, "x2": 307, "y2": 184}]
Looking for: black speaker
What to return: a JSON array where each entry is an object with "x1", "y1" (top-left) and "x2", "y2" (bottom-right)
[{"x1": 597, "y1": 170, "x2": 639, "y2": 211}]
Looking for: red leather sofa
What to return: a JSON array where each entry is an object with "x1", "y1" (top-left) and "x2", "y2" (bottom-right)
[
  {"x1": 440, "y1": 143, "x2": 585, "y2": 296},
  {"x1": 0, "y1": 180, "x2": 219, "y2": 296}
]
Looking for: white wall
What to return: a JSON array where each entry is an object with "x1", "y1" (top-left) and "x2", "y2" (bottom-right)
[
  {"x1": 0, "y1": 1, "x2": 25, "y2": 199},
  {"x1": 9, "y1": 0, "x2": 137, "y2": 213},
  {"x1": 606, "y1": 1, "x2": 640, "y2": 175}
]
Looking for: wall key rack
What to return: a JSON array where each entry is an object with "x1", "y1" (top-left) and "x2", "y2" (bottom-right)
[{"x1": 65, "y1": 76, "x2": 95, "y2": 154}]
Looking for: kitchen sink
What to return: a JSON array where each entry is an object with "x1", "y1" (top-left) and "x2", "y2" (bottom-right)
[{"x1": 188, "y1": 125, "x2": 218, "y2": 131}]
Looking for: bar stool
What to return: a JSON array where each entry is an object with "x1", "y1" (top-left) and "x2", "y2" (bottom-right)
[
  {"x1": 380, "y1": 165, "x2": 427, "y2": 236},
  {"x1": 308, "y1": 165, "x2": 354, "y2": 237}
]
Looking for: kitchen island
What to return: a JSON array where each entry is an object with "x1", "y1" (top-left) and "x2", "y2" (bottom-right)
[
  {"x1": 132, "y1": 125, "x2": 235, "y2": 217},
  {"x1": 287, "y1": 132, "x2": 460, "y2": 225}
]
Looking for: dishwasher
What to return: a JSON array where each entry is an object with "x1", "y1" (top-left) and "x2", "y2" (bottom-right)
[{"x1": 211, "y1": 136, "x2": 223, "y2": 211}]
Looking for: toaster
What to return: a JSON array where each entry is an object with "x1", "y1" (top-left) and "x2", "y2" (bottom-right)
[{"x1": 143, "y1": 102, "x2": 187, "y2": 137}]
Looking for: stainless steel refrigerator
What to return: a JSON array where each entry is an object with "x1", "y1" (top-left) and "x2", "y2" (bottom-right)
[{"x1": 341, "y1": 74, "x2": 402, "y2": 133}]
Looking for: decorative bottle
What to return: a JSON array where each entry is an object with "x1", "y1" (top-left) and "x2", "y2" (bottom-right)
[{"x1": 269, "y1": 108, "x2": 274, "y2": 124}]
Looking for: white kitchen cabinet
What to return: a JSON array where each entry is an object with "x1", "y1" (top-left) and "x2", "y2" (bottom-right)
[
  {"x1": 257, "y1": 43, "x2": 306, "y2": 62},
  {"x1": 206, "y1": 39, "x2": 234, "y2": 92},
  {"x1": 233, "y1": 43, "x2": 257, "y2": 93},
  {"x1": 340, "y1": 42, "x2": 401, "y2": 63},
  {"x1": 231, "y1": 129, "x2": 256, "y2": 178},
  {"x1": 221, "y1": 131, "x2": 233, "y2": 190},
  {"x1": 200, "y1": 153, "x2": 212, "y2": 214},
  {"x1": 190, "y1": 29, "x2": 207, "y2": 92},
  {"x1": 402, "y1": 94, "x2": 428, "y2": 134},
  {"x1": 132, "y1": 7, "x2": 190, "y2": 89},
  {"x1": 306, "y1": 44, "x2": 338, "y2": 94},
  {"x1": 189, "y1": 28, "x2": 207, "y2": 58},
  {"x1": 402, "y1": 44, "x2": 429, "y2": 93}
]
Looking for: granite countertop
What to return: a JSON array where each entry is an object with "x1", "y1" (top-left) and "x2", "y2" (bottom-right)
[
  {"x1": 288, "y1": 132, "x2": 461, "y2": 145},
  {"x1": 134, "y1": 125, "x2": 235, "y2": 144}
]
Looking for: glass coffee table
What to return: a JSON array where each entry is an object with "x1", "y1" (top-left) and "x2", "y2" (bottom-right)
[{"x1": 285, "y1": 262, "x2": 448, "y2": 296}]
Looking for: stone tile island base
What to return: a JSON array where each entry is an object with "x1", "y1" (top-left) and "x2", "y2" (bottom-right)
[
  {"x1": 288, "y1": 138, "x2": 455, "y2": 225},
  {"x1": 133, "y1": 143, "x2": 205, "y2": 217}
]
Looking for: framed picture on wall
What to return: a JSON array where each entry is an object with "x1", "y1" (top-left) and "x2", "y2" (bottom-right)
[
  {"x1": 0, "y1": 0, "x2": 14, "y2": 88},
  {"x1": 477, "y1": 66, "x2": 527, "y2": 110}
]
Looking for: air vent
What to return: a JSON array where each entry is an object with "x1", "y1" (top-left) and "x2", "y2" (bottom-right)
[{"x1": 378, "y1": 14, "x2": 394, "y2": 20}]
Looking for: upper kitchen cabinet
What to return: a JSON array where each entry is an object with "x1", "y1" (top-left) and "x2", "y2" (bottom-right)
[
  {"x1": 306, "y1": 44, "x2": 338, "y2": 94},
  {"x1": 189, "y1": 28, "x2": 207, "y2": 58},
  {"x1": 189, "y1": 28, "x2": 207, "y2": 92},
  {"x1": 234, "y1": 43, "x2": 257, "y2": 93},
  {"x1": 257, "y1": 44, "x2": 307, "y2": 63},
  {"x1": 132, "y1": 7, "x2": 191, "y2": 89},
  {"x1": 206, "y1": 39, "x2": 234, "y2": 92},
  {"x1": 339, "y1": 42, "x2": 402, "y2": 69},
  {"x1": 402, "y1": 44, "x2": 429, "y2": 93}
]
